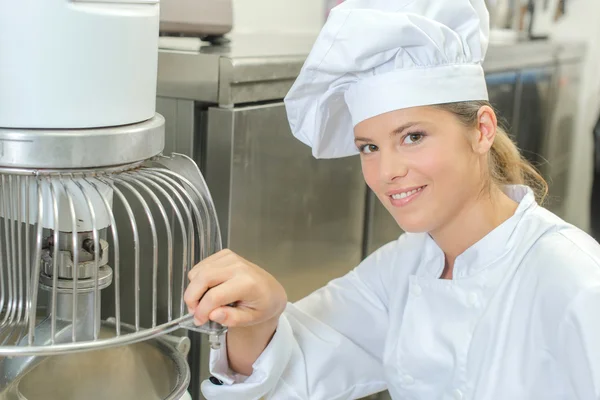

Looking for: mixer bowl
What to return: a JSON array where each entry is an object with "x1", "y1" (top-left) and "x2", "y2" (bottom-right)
[{"x1": 0, "y1": 324, "x2": 190, "y2": 400}]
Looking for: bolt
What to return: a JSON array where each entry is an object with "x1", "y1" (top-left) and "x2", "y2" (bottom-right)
[
  {"x1": 209, "y1": 334, "x2": 221, "y2": 350},
  {"x1": 82, "y1": 238, "x2": 103, "y2": 259}
]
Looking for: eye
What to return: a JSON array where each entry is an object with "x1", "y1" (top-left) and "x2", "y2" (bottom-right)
[
  {"x1": 403, "y1": 132, "x2": 424, "y2": 145},
  {"x1": 359, "y1": 144, "x2": 379, "y2": 154}
]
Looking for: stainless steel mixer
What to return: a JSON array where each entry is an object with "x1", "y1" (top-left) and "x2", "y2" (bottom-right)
[{"x1": 0, "y1": 1, "x2": 226, "y2": 399}]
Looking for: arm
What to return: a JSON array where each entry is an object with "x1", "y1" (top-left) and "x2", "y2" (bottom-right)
[
  {"x1": 202, "y1": 240, "x2": 400, "y2": 400},
  {"x1": 556, "y1": 286, "x2": 600, "y2": 399}
]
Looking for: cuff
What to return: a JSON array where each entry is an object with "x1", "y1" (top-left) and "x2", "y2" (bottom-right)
[{"x1": 202, "y1": 313, "x2": 294, "y2": 399}]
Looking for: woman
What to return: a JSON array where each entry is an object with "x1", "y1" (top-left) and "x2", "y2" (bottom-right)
[{"x1": 185, "y1": 1, "x2": 600, "y2": 399}]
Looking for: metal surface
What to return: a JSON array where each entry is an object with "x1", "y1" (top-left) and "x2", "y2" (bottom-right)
[
  {"x1": 0, "y1": 322, "x2": 191, "y2": 400},
  {"x1": 41, "y1": 236, "x2": 109, "y2": 280},
  {"x1": 158, "y1": 34, "x2": 318, "y2": 105},
  {"x1": 364, "y1": 189, "x2": 402, "y2": 258},
  {"x1": 157, "y1": 98, "x2": 198, "y2": 156},
  {"x1": 157, "y1": 34, "x2": 581, "y2": 105},
  {"x1": 555, "y1": 41, "x2": 587, "y2": 63},
  {"x1": 512, "y1": 66, "x2": 555, "y2": 167},
  {"x1": 0, "y1": 114, "x2": 165, "y2": 169},
  {"x1": 204, "y1": 103, "x2": 366, "y2": 302},
  {"x1": 486, "y1": 0, "x2": 519, "y2": 30},
  {"x1": 542, "y1": 61, "x2": 582, "y2": 216},
  {"x1": 486, "y1": 71, "x2": 519, "y2": 130},
  {"x1": 483, "y1": 41, "x2": 556, "y2": 72},
  {"x1": 159, "y1": 0, "x2": 233, "y2": 37}
]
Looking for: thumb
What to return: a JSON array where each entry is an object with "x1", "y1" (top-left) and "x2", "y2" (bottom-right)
[{"x1": 208, "y1": 306, "x2": 256, "y2": 328}]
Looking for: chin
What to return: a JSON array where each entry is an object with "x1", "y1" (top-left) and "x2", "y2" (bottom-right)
[{"x1": 393, "y1": 216, "x2": 431, "y2": 234}]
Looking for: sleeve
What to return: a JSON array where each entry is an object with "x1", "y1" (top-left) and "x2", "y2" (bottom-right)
[
  {"x1": 201, "y1": 239, "x2": 403, "y2": 400},
  {"x1": 556, "y1": 285, "x2": 600, "y2": 399}
]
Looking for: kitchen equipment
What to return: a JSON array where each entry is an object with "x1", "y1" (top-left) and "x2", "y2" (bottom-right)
[
  {"x1": 160, "y1": 0, "x2": 233, "y2": 40},
  {"x1": 484, "y1": 0, "x2": 520, "y2": 43},
  {"x1": 513, "y1": 0, "x2": 562, "y2": 39},
  {"x1": 0, "y1": 152, "x2": 224, "y2": 356},
  {"x1": 0, "y1": 1, "x2": 226, "y2": 399},
  {"x1": 528, "y1": 0, "x2": 561, "y2": 38},
  {"x1": 0, "y1": 321, "x2": 191, "y2": 400},
  {"x1": 486, "y1": 0, "x2": 519, "y2": 30}
]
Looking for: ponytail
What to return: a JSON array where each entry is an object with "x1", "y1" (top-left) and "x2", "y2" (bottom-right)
[{"x1": 436, "y1": 101, "x2": 548, "y2": 204}]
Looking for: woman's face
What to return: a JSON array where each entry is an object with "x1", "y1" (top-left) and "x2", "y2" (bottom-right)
[{"x1": 354, "y1": 106, "x2": 489, "y2": 234}]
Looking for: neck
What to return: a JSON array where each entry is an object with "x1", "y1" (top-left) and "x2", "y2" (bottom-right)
[{"x1": 432, "y1": 185, "x2": 518, "y2": 279}]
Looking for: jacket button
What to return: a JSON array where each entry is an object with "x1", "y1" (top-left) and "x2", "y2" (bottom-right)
[
  {"x1": 401, "y1": 374, "x2": 414, "y2": 386},
  {"x1": 412, "y1": 284, "x2": 422, "y2": 296},
  {"x1": 467, "y1": 292, "x2": 478, "y2": 306},
  {"x1": 453, "y1": 389, "x2": 464, "y2": 400}
]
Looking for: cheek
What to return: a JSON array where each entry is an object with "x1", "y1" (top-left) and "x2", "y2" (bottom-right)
[
  {"x1": 409, "y1": 145, "x2": 455, "y2": 184},
  {"x1": 426, "y1": 142, "x2": 479, "y2": 196},
  {"x1": 360, "y1": 158, "x2": 378, "y2": 189}
]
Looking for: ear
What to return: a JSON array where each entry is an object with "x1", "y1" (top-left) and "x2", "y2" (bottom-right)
[{"x1": 472, "y1": 105, "x2": 497, "y2": 154}]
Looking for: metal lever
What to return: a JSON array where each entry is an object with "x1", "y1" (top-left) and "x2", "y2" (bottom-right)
[{"x1": 179, "y1": 314, "x2": 228, "y2": 350}]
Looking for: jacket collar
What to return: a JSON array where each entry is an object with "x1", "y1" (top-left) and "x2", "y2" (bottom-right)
[{"x1": 420, "y1": 185, "x2": 537, "y2": 279}]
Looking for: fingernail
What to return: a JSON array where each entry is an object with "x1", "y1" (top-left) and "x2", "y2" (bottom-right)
[
  {"x1": 187, "y1": 307, "x2": 193, "y2": 314},
  {"x1": 194, "y1": 318, "x2": 203, "y2": 326}
]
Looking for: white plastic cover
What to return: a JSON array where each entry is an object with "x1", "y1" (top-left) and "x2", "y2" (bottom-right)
[{"x1": 0, "y1": 0, "x2": 160, "y2": 129}]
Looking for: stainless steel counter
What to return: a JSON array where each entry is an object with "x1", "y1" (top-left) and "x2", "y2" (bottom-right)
[
  {"x1": 158, "y1": 35, "x2": 314, "y2": 106},
  {"x1": 157, "y1": 34, "x2": 585, "y2": 106}
]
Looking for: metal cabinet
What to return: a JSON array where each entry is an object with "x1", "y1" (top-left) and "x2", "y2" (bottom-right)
[
  {"x1": 203, "y1": 103, "x2": 366, "y2": 302},
  {"x1": 486, "y1": 71, "x2": 519, "y2": 131},
  {"x1": 542, "y1": 62, "x2": 581, "y2": 216},
  {"x1": 513, "y1": 66, "x2": 555, "y2": 167},
  {"x1": 364, "y1": 190, "x2": 402, "y2": 257}
]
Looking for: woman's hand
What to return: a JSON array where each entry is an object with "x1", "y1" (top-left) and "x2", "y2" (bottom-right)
[{"x1": 184, "y1": 249, "x2": 288, "y2": 328}]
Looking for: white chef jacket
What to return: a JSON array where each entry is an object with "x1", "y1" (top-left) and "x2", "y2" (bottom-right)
[{"x1": 202, "y1": 185, "x2": 600, "y2": 400}]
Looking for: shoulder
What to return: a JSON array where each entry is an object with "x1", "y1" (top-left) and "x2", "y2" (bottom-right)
[
  {"x1": 518, "y1": 208, "x2": 600, "y2": 321},
  {"x1": 523, "y1": 208, "x2": 600, "y2": 288}
]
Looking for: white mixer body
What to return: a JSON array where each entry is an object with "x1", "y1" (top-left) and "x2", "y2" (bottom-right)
[{"x1": 0, "y1": 0, "x2": 159, "y2": 129}]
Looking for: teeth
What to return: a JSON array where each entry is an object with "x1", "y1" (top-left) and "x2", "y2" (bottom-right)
[{"x1": 391, "y1": 186, "x2": 423, "y2": 200}]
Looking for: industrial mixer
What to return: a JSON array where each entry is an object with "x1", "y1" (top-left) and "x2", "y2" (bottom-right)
[{"x1": 0, "y1": 1, "x2": 225, "y2": 398}]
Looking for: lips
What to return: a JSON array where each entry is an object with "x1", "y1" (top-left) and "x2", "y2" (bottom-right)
[
  {"x1": 390, "y1": 186, "x2": 425, "y2": 200},
  {"x1": 386, "y1": 185, "x2": 426, "y2": 199},
  {"x1": 386, "y1": 185, "x2": 427, "y2": 207}
]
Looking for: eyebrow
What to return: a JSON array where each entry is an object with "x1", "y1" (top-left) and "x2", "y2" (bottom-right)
[{"x1": 354, "y1": 121, "x2": 422, "y2": 143}]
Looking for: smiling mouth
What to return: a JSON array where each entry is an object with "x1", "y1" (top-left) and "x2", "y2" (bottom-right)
[{"x1": 390, "y1": 185, "x2": 426, "y2": 200}]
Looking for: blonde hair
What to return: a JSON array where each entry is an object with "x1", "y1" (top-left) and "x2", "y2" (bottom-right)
[{"x1": 435, "y1": 101, "x2": 548, "y2": 204}]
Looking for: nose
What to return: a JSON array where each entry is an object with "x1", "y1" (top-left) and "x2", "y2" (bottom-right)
[{"x1": 379, "y1": 148, "x2": 408, "y2": 183}]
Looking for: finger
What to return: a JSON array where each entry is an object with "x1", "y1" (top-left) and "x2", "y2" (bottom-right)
[
  {"x1": 183, "y1": 266, "x2": 236, "y2": 314},
  {"x1": 188, "y1": 249, "x2": 237, "y2": 281},
  {"x1": 208, "y1": 306, "x2": 259, "y2": 328},
  {"x1": 194, "y1": 278, "x2": 247, "y2": 325}
]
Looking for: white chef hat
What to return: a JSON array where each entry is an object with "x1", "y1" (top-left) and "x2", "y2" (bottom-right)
[{"x1": 284, "y1": 0, "x2": 490, "y2": 159}]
